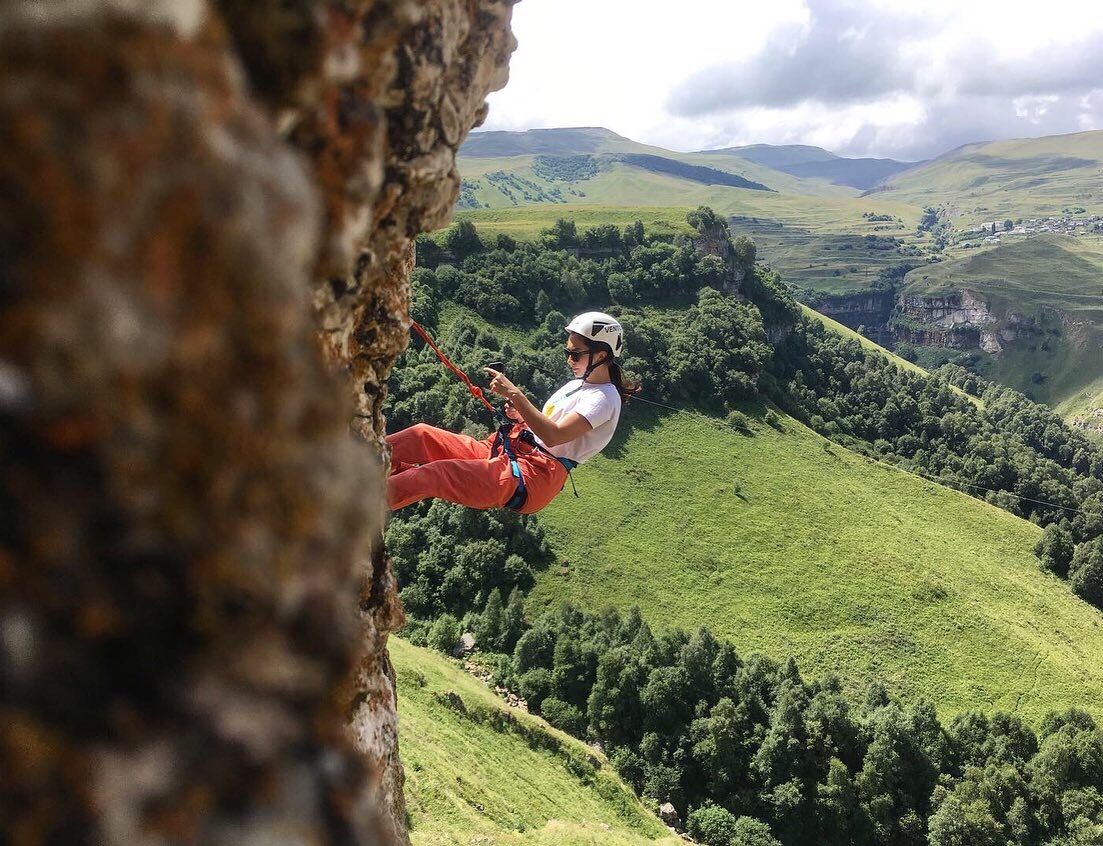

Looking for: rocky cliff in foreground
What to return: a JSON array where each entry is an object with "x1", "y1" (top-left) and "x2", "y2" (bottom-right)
[{"x1": 0, "y1": 1, "x2": 514, "y2": 843}]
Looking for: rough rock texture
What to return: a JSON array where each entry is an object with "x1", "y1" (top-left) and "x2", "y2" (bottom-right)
[
  {"x1": 815, "y1": 291, "x2": 895, "y2": 344},
  {"x1": 0, "y1": 1, "x2": 514, "y2": 843},
  {"x1": 892, "y1": 290, "x2": 1035, "y2": 352}
]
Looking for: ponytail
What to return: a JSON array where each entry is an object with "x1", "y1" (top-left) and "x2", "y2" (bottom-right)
[
  {"x1": 583, "y1": 338, "x2": 641, "y2": 402},
  {"x1": 608, "y1": 360, "x2": 641, "y2": 402}
]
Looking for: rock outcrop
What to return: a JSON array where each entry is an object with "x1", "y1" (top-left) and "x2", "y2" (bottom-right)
[
  {"x1": 814, "y1": 291, "x2": 895, "y2": 343},
  {"x1": 0, "y1": 1, "x2": 515, "y2": 843},
  {"x1": 892, "y1": 290, "x2": 1035, "y2": 353}
]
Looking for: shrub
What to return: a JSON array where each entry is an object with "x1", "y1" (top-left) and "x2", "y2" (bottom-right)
[
  {"x1": 540, "y1": 697, "x2": 587, "y2": 735},
  {"x1": 731, "y1": 817, "x2": 782, "y2": 846},
  {"x1": 726, "y1": 410, "x2": 751, "y2": 431},
  {"x1": 427, "y1": 614, "x2": 461, "y2": 654},
  {"x1": 687, "y1": 802, "x2": 739, "y2": 846}
]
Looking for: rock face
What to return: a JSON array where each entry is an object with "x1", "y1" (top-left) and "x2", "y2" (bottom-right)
[
  {"x1": 815, "y1": 291, "x2": 895, "y2": 344},
  {"x1": 0, "y1": 1, "x2": 514, "y2": 843},
  {"x1": 893, "y1": 290, "x2": 1035, "y2": 353},
  {"x1": 659, "y1": 801, "x2": 682, "y2": 829},
  {"x1": 816, "y1": 288, "x2": 1038, "y2": 355}
]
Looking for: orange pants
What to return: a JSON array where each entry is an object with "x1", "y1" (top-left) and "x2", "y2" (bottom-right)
[{"x1": 386, "y1": 423, "x2": 568, "y2": 514}]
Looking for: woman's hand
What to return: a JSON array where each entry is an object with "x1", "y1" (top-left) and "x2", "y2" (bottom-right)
[{"x1": 484, "y1": 368, "x2": 519, "y2": 402}]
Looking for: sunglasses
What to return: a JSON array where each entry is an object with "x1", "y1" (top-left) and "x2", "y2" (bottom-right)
[{"x1": 564, "y1": 347, "x2": 588, "y2": 362}]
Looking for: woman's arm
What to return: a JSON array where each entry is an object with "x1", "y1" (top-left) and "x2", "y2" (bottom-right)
[{"x1": 485, "y1": 369, "x2": 592, "y2": 447}]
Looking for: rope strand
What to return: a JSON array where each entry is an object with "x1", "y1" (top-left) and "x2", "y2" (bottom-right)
[{"x1": 410, "y1": 319, "x2": 499, "y2": 418}]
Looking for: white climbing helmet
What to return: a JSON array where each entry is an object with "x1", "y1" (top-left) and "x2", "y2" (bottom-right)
[{"x1": 565, "y1": 311, "x2": 623, "y2": 357}]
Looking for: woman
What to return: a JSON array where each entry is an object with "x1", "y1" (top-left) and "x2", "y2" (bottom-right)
[{"x1": 387, "y1": 311, "x2": 639, "y2": 513}]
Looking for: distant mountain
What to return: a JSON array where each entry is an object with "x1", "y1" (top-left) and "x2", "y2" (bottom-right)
[
  {"x1": 706, "y1": 143, "x2": 918, "y2": 190},
  {"x1": 460, "y1": 126, "x2": 662, "y2": 157}
]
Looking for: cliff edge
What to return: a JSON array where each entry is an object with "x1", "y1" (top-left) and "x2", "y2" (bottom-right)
[{"x1": 0, "y1": 1, "x2": 515, "y2": 842}]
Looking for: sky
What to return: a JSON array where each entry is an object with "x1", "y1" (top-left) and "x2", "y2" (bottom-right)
[{"x1": 479, "y1": 0, "x2": 1103, "y2": 161}]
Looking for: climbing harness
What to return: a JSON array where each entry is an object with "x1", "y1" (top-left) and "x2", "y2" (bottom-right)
[{"x1": 409, "y1": 319, "x2": 579, "y2": 511}]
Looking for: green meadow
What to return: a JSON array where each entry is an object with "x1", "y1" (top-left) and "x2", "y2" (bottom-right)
[
  {"x1": 530, "y1": 406, "x2": 1103, "y2": 725},
  {"x1": 393, "y1": 637, "x2": 679, "y2": 846}
]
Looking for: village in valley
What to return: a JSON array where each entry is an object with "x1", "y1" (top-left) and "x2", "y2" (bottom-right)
[{"x1": 958, "y1": 212, "x2": 1103, "y2": 247}]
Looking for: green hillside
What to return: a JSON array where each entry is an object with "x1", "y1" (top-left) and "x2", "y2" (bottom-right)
[
  {"x1": 901, "y1": 234, "x2": 1103, "y2": 417},
  {"x1": 392, "y1": 636, "x2": 678, "y2": 846},
  {"x1": 872, "y1": 130, "x2": 1103, "y2": 225},
  {"x1": 528, "y1": 406, "x2": 1103, "y2": 725}
]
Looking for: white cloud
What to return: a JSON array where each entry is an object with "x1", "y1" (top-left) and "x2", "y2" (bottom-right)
[{"x1": 481, "y1": 0, "x2": 1103, "y2": 159}]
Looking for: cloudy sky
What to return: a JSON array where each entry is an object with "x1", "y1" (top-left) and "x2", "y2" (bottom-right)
[{"x1": 479, "y1": 0, "x2": 1103, "y2": 161}]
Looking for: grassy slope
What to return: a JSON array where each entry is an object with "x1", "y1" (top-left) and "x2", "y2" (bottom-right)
[
  {"x1": 901, "y1": 235, "x2": 1103, "y2": 416},
  {"x1": 392, "y1": 637, "x2": 678, "y2": 846},
  {"x1": 424, "y1": 304, "x2": 1100, "y2": 722},
  {"x1": 529, "y1": 408, "x2": 1103, "y2": 725},
  {"x1": 873, "y1": 130, "x2": 1103, "y2": 225}
]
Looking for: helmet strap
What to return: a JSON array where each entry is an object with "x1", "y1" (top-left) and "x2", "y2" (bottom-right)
[{"x1": 581, "y1": 348, "x2": 609, "y2": 383}]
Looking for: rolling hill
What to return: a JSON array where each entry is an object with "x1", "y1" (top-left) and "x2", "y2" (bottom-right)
[
  {"x1": 870, "y1": 130, "x2": 1103, "y2": 226},
  {"x1": 392, "y1": 636, "x2": 679, "y2": 846},
  {"x1": 452, "y1": 127, "x2": 1103, "y2": 426}
]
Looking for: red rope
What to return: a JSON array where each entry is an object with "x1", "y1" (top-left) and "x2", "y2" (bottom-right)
[{"x1": 409, "y1": 319, "x2": 497, "y2": 415}]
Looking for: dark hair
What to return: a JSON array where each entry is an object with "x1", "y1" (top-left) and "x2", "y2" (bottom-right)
[{"x1": 588, "y1": 341, "x2": 641, "y2": 402}]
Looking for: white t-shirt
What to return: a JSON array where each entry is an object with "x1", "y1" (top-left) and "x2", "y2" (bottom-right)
[{"x1": 534, "y1": 379, "x2": 622, "y2": 465}]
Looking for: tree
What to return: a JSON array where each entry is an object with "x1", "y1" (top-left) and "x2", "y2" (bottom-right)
[
  {"x1": 1069, "y1": 539, "x2": 1103, "y2": 607},
  {"x1": 1035, "y1": 524, "x2": 1075, "y2": 578},
  {"x1": 501, "y1": 587, "x2": 526, "y2": 654},
  {"x1": 542, "y1": 217, "x2": 579, "y2": 249},
  {"x1": 1004, "y1": 219, "x2": 1014, "y2": 232},
  {"x1": 533, "y1": 288, "x2": 551, "y2": 322},
  {"x1": 927, "y1": 779, "x2": 1004, "y2": 846},
  {"x1": 475, "y1": 589, "x2": 504, "y2": 651},
  {"x1": 608, "y1": 271, "x2": 637, "y2": 304},
  {"x1": 446, "y1": 218, "x2": 482, "y2": 258},
  {"x1": 731, "y1": 817, "x2": 783, "y2": 846}
]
